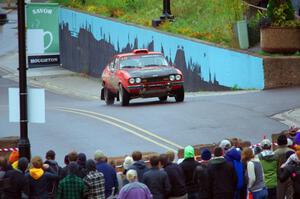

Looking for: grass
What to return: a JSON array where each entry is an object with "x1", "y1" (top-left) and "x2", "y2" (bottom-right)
[{"x1": 52, "y1": 0, "x2": 245, "y2": 48}]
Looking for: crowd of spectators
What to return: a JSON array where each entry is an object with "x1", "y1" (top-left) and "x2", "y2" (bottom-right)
[{"x1": 0, "y1": 130, "x2": 300, "y2": 199}]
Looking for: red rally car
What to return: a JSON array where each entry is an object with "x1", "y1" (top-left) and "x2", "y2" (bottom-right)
[{"x1": 100, "y1": 49, "x2": 184, "y2": 106}]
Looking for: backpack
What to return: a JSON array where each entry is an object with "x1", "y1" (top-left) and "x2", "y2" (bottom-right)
[
  {"x1": 291, "y1": 161, "x2": 300, "y2": 194},
  {"x1": 193, "y1": 163, "x2": 209, "y2": 197}
]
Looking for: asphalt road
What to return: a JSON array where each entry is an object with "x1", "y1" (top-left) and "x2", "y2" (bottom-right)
[{"x1": 1, "y1": 76, "x2": 300, "y2": 164}]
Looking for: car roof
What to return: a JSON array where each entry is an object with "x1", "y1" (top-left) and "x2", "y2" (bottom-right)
[{"x1": 115, "y1": 49, "x2": 163, "y2": 58}]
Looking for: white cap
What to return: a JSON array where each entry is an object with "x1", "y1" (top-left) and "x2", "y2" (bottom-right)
[{"x1": 219, "y1": 139, "x2": 231, "y2": 150}]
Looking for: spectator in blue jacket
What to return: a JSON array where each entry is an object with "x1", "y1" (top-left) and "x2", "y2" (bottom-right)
[
  {"x1": 94, "y1": 150, "x2": 118, "y2": 198},
  {"x1": 225, "y1": 148, "x2": 245, "y2": 199}
]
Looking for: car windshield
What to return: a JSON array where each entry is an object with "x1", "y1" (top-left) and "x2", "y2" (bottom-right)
[{"x1": 119, "y1": 54, "x2": 169, "y2": 69}]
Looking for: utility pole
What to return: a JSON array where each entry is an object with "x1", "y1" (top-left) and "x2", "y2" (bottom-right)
[{"x1": 17, "y1": 0, "x2": 31, "y2": 160}]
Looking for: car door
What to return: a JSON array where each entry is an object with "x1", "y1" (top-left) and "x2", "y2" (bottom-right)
[{"x1": 110, "y1": 58, "x2": 120, "y2": 93}]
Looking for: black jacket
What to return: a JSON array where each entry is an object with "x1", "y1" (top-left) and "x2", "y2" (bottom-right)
[
  {"x1": 179, "y1": 158, "x2": 199, "y2": 193},
  {"x1": 2, "y1": 169, "x2": 29, "y2": 199},
  {"x1": 207, "y1": 157, "x2": 237, "y2": 199},
  {"x1": 164, "y1": 162, "x2": 186, "y2": 197},
  {"x1": 193, "y1": 161, "x2": 210, "y2": 199},
  {"x1": 142, "y1": 167, "x2": 171, "y2": 199},
  {"x1": 128, "y1": 160, "x2": 149, "y2": 182}
]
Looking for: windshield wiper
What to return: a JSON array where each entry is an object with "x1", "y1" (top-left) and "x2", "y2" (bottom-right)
[{"x1": 122, "y1": 66, "x2": 136, "y2": 68}]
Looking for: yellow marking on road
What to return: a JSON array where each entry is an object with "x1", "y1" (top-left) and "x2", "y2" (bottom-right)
[
  {"x1": 55, "y1": 108, "x2": 177, "y2": 152},
  {"x1": 56, "y1": 107, "x2": 184, "y2": 149}
]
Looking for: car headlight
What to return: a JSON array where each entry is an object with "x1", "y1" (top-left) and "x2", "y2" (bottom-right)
[
  {"x1": 135, "y1": 77, "x2": 141, "y2": 84},
  {"x1": 129, "y1": 78, "x2": 135, "y2": 84},
  {"x1": 175, "y1": 74, "x2": 181, "y2": 80},
  {"x1": 169, "y1": 75, "x2": 175, "y2": 81}
]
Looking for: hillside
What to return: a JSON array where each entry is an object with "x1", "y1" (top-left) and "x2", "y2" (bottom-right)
[{"x1": 53, "y1": 0, "x2": 245, "y2": 48}]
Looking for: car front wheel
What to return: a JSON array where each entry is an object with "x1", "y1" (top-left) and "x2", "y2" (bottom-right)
[
  {"x1": 175, "y1": 87, "x2": 184, "y2": 102},
  {"x1": 119, "y1": 85, "x2": 130, "y2": 106},
  {"x1": 104, "y1": 87, "x2": 115, "y2": 105}
]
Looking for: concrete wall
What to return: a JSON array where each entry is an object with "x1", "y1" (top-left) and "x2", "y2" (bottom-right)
[
  {"x1": 264, "y1": 57, "x2": 300, "y2": 89},
  {"x1": 59, "y1": 8, "x2": 265, "y2": 91}
]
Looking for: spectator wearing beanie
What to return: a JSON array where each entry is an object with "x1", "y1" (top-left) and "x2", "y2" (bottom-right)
[
  {"x1": 83, "y1": 159, "x2": 105, "y2": 199},
  {"x1": 193, "y1": 148, "x2": 211, "y2": 199},
  {"x1": 207, "y1": 147, "x2": 237, "y2": 199},
  {"x1": 2, "y1": 157, "x2": 29, "y2": 199},
  {"x1": 274, "y1": 134, "x2": 294, "y2": 199},
  {"x1": 179, "y1": 145, "x2": 200, "y2": 199},
  {"x1": 219, "y1": 139, "x2": 232, "y2": 153},
  {"x1": 122, "y1": 156, "x2": 133, "y2": 185},
  {"x1": 258, "y1": 139, "x2": 277, "y2": 199},
  {"x1": 94, "y1": 150, "x2": 118, "y2": 198},
  {"x1": 57, "y1": 162, "x2": 86, "y2": 199},
  {"x1": 160, "y1": 153, "x2": 187, "y2": 199}
]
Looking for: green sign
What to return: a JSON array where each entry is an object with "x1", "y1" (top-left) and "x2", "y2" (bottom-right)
[{"x1": 26, "y1": 3, "x2": 59, "y2": 54}]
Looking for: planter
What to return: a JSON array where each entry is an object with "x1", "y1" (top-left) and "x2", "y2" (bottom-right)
[{"x1": 260, "y1": 27, "x2": 300, "y2": 53}]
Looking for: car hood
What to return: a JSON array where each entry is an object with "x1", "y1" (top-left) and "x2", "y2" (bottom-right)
[{"x1": 125, "y1": 66, "x2": 179, "y2": 78}]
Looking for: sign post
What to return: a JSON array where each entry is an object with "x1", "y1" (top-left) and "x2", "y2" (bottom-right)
[{"x1": 26, "y1": 3, "x2": 60, "y2": 67}]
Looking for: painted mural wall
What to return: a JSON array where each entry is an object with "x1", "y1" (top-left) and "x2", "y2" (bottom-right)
[{"x1": 59, "y1": 8, "x2": 264, "y2": 91}]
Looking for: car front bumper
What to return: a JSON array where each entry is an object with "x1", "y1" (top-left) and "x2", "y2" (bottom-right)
[{"x1": 127, "y1": 81, "x2": 184, "y2": 98}]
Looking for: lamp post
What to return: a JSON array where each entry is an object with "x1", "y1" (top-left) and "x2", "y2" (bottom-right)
[
  {"x1": 17, "y1": 0, "x2": 31, "y2": 160},
  {"x1": 152, "y1": 0, "x2": 174, "y2": 27}
]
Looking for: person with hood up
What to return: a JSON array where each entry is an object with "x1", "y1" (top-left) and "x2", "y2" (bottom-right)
[
  {"x1": 118, "y1": 169, "x2": 152, "y2": 199},
  {"x1": 27, "y1": 156, "x2": 60, "y2": 199},
  {"x1": 2, "y1": 157, "x2": 29, "y2": 199},
  {"x1": 274, "y1": 134, "x2": 294, "y2": 199},
  {"x1": 83, "y1": 159, "x2": 105, "y2": 199},
  {"x1": 258, "y1": 139, "x2": 277, "y2": 199},
  {"x1": 193, "y1": 148, "x2": 211, "y2": 199},
  {"x1": 225, "y1": 148, "x2": 245, "y2": 199},
  {"x1": 179, "y1": 145, "x2": 199, "y2": 199},
  {"x1": 44, "y1": 150, "x2": 61, "y2": 199},
  {"x1": 207, "y1": 147, "x2": 237, "y2": 199},
  {"x1": 128, "y1": 151, "x2": 149, "y2": 182}
]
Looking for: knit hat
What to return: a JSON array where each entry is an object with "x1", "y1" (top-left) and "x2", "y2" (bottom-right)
[
  {"x1": 201, "y1": 148, "x2": 211, "y2": 161},
  {"x1": 261, "y1": 139, "x2": 272, "y2": 149},
  {"x1": 184, "y1": 145, "x2": 195, "y2": 159},
  {"x1": 86, "y1": 159, "x2": 96, "y2": 172},
  {"x1": 277, "y1": 134, "x2": 288, "y2": 146},
  {"x1": 94, "y1": 150, "x2": 105, "y2": 160},
  {"x1": 294, "y1": 133, "x2": 300, "y2": 145},
  {"x1": 219, "y1": 140, "x2": 231, "y2": 151},
  {"x1": 8, "y1": 151, "x2": 19, "y2": 164},
  {"x1": 123, "y1": 156, "x2": 133, "y2": 170}
]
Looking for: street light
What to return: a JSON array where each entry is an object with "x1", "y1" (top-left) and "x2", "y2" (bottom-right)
[
  {"x1": 17, "y1": 0, "x2": 31, "y2": 160},
  {"x1": 152, "y1": 0, "x2": 174, "y2": 27}
]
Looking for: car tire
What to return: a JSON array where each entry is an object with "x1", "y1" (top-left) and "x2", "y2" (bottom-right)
[
  {"x1": 175, "y1": 87, "x2": 184, "y2": 102},
  {"x1": 159, "y1": 96, "x2": 168, "y2": 101},
  {"x1": 119, "y1": 85, "x2": 130, "y2": 106},
  {"x1": 104, "y1": 87, "x2": 115, "y2": 105}
]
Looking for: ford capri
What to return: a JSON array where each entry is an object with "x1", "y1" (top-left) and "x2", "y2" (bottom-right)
[{"x1": 100, "y1": 49, "x2": 184, "y2": 106}]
